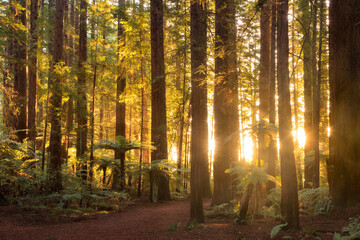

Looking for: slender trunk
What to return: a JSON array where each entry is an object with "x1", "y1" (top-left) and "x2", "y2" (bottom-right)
[
  {"x1": 277, "y1": 0, "x2": 299, "y2": 228},
  {"x1": 89, "y1": 0, "x2": 97, "y2": 182},
  {"x1": 48, "y1": 0, "x2": 65, "y2": 192},
  {"x1": 28, "y1": 0, "x2": 39, "y2": 149},
  {"x1": 300, "y1": 0, "x2": 314, "y2": 188},
  {"x1": 311, "y1": 0, "x2": 320, "y2": 188},
  {"x1": 267, "y1": 0, "x2": 277, "y2": 192},
  {"x1": 292, "y1": 3, "x2": 303, "y2": 190},
  {"x1": 190, "y1": 0, "x2": 207, "y2": 223},
  {"x1": 259, "y1": 0, "x2": 271, "y2": 170},
  {"x1": 76, "y1": 0, "x2": 88, "y2": 180},
  {"x1": 213, "y1": 0, "x2": 239, "y2": 205},
  {"x1": 113, "y1": 0, "x2": 126, "y2": 191},
  {"x1": 138, "y1": 0, "x2": 147, "y2": 197},
  {"x1": 14, "y1": 0, "x2": 27, "y2": 142},
  {"x1": 150, "y1": 0, "x2": 171, "y2": 202}
]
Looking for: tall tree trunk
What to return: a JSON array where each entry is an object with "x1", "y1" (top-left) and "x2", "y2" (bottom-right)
[
  {"x1": 76, "y1": 0, "x2": 88, "y2": 180},
  {"x1": 138, "y1": 0, "x2": 148, "y2": 197},
  {"x1": 48, "y1": 0, "x2": 64, "y2": 193},
  {"x1": 300, "y1": 0, "x2": 314, "y2": 188},
  {"x1": 213, "y1": 0, "x2": 239, "y2": 205},
  {"x1": 89, "y1": 0, "x2": 97, "y2": 183},
  {"x1": 277, "y1": 0, "x2": 299, "y2": 228},
  {"x1": 150, "y1": 0, "x2": 171, "y2": 202},
  {"x1": 189, "y1": 0, "x2": 207, "y2": 223},
  {"x1": 113, "y1": 0, "x2": 126, "y2": 191},
  {"x1": 176, "y1": 4, "x2": 187, "y2": 193},
  {"x1": 267, "y1": 0, "x2": 277, "y2": 192},
  {"x1": 329, "y1": 0, "x2": 360, "y2": 206},
  {"x1": 28, "y1": 0, "x2": 39, "y2": 149},
  {"x1": 259, "y1": 0, "x2": 271, "y2": 173},
  {"x1": 311, "y1": 0, "x2": 320, "y2": 188},
  {"x1": 14, "y1": 0, "x2": 27, "y2": 142}
]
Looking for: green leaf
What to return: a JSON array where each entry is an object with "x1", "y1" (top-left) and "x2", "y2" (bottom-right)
[{"x1": 270, "y1": 223, "x2": 287, "y2": 239}]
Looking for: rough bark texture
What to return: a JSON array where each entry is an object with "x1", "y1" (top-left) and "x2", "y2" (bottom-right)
[
  {"x1": 48, "y1": 0, "x2": 64, "y2": 193},
  {"x1": 267, "y1": 0, "x2": 277, "y2": 192},
  {"x1": 113, "y1": 0, "x2": 126, "y2": 191},
  {"x1": 329, "y1": 0, "x2": 360, "y2": 206},
  {"x1": 213, "y1": 0, "x2": 239, "y2": 205},
  {"x1": 190, "y1": 0, "x2": 207, "y2": 223},
  {"x1": 300, "y1": 0, "x2": 314, "y2": 189},
  {"x1": 28, "y1": 0, "x2": 39, "y2": 148},
  {"x1": 150, "y1": 0, "x2": 171, "y2": 202},
  {"x1": 76, "y1": 0, "x2": 88, "y2": 180},
  {"x1": 259, "y1": 0, "x2": 271, "y2": 179},
  {"x1": 277, "y1": 0, "x2": 299, "y2": 228},
  {"x1": 13, "y1": 0, "x2": 27, "y2": 142}
]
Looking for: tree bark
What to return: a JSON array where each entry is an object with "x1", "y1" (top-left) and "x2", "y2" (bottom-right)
[
  {"x1": 113, "y1": 0, "x2": 126, "y2": 191},
  {"x1": 189, "y1": 0, "x2": 208, "y2": 223},
  {"x1": 267, "y1": 0, "x2": 277, "y2": 192},
  {"x1": 76, "y1": 0, "x2": 88, "y2": 180},
  {"x1": 259, "y1": 0, "x2": 271, "y2": 178},
  {"x1": 48, "y1": 0, "x2": 64, "y2": 193},
  {"x1": 329, "y1": 0, "x2": 360, "y2": 206},
  {"x1": 311, "y1": 0, "x2": 320, "y2": 189},
  {"x1": 300, "y1": 0, "x2": 314, "y2": 189},
  {"x1": 150, "y1": 0, "x2": 171, "y2": 202},
  {"x1": 213, "y1": 0, "x2": 239, "y2": 205},
  {"x1": 28, "y1": 0, "x2": 39, "y2": 149},
  {"x1": 13, "y1": 0, "x2": 27, "y2": 142},
  {"x1": 277, "y1": 0, "x2": 299, "y2": 228}
]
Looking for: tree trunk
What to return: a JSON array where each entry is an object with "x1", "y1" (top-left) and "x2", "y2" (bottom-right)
[
  {"x1": 150, "y1": 0, "x2": 171, "y2": 202},
  {"x1": 113, "y1": 0, "x2": 126, "y2": 191},
  {"x1": 300, "y1": 0, "x2": 314, "y2": 189},
  {"x1": 311, "y1": 0, "x2": 320, "y2": 189},
  {"x1": 89, "y1": 0, "x2": 97, "y2": 183},
  {"x1": 28, "y1": 0, "x2": 39, "y2": 149},
  {"x1": 48, "y1": 0, "x2": 64, "y2": 193},
  {"x1": 277, "y1": 0, "x2": 299, "y2": 228},
  {"x1": 292, "y1": 2, "x2": 303, "y2": 190},
  {"x1": 189, "y1": 0, "x2": 208, "y2": 223},
  {"x1": 14, "y1": 0, "x2": 27, "y2": 142},
  {"x1": 76, "y1": 0, "x2": 88, "y2": 181},
  {"x1": 259, "y1": 0, "x2": 271, "y2": 174},
  {"x1": 267, "y1": 0, "x2": 277, "y2": 192},
  {"x1": 329, "y1": 0, "x2": 360, "y2": 206},
  {"x1": 213, "y1": 0, "x2": 239, "y2": 205}
]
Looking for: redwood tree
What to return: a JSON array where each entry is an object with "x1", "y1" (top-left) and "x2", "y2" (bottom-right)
[
  {"x1": 13, "y1": 0, "x2": 27, "y2": 142},
  {"x1": 48, "y1": 0, "x2": 64, "y2": 192},
  {"x1": 150, "y1": 0, "x2": 171, "y2": 202},
  {"x1": 190, "y1": 0, "x2": 207, "y2": 223},
  {"x1": 28, "y1": 0, "x2": 39, "y2": 148},
  {"x1": 259, "y1": 0, "x2": 271, "y2": 174},
  {"x1": 113, "y1": 0, "x2": 126, "y2": 191},
  {"x1": 76, "y1": 0, "x2": 88, "y2": 180},
  {"x1": 277, "y1": 0, "x2": 299, "y2": 228},
  {"x1": 213, "y1": 0, "x2": 239, "y2": 205},
  {"x1": 329, "y1": 0, "x2": 360, "y2": 206}
]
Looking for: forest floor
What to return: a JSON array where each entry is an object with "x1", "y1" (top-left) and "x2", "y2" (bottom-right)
[{"x1": 0, "y1": 196, "x2": 356, "y2": 240}]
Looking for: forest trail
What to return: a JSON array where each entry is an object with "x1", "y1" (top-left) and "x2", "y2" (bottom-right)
[{"x1": 0, "y1": 198, "x2": 346, "y2": 240}]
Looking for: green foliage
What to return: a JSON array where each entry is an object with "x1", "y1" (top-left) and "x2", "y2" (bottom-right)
[
  {"x1": 334, "y1": 216, "x2": 360, "y2": 240},
  {"x1": 168, "y1": 223, "x2": 180, "y2": 232},
  {"x1": 270, "y1": 223, "x2": 288, "y2": 239},
  {"x1": 299, "y1": 187, "x2": 333, "y2": 215},
  {"x1": 186, "y1": 219, "x2": 203, "y2": 232}
]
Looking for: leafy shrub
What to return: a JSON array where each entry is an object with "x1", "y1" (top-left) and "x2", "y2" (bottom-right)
[
  {"x1": 334, "y1": 216, "x2": 360, "y2": 240},
  {"x1": 299, "y1": 187, "x2": 333, "y2": 215}
]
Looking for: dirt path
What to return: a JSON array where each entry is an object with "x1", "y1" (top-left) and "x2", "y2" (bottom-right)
[{"x1": 0, "y1": 198, "x2": 347, "y2": 240}]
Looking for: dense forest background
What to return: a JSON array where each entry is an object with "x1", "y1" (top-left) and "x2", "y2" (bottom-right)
[{"x1": 0, "y1": 0, "x2": 359, "y2": 232}]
